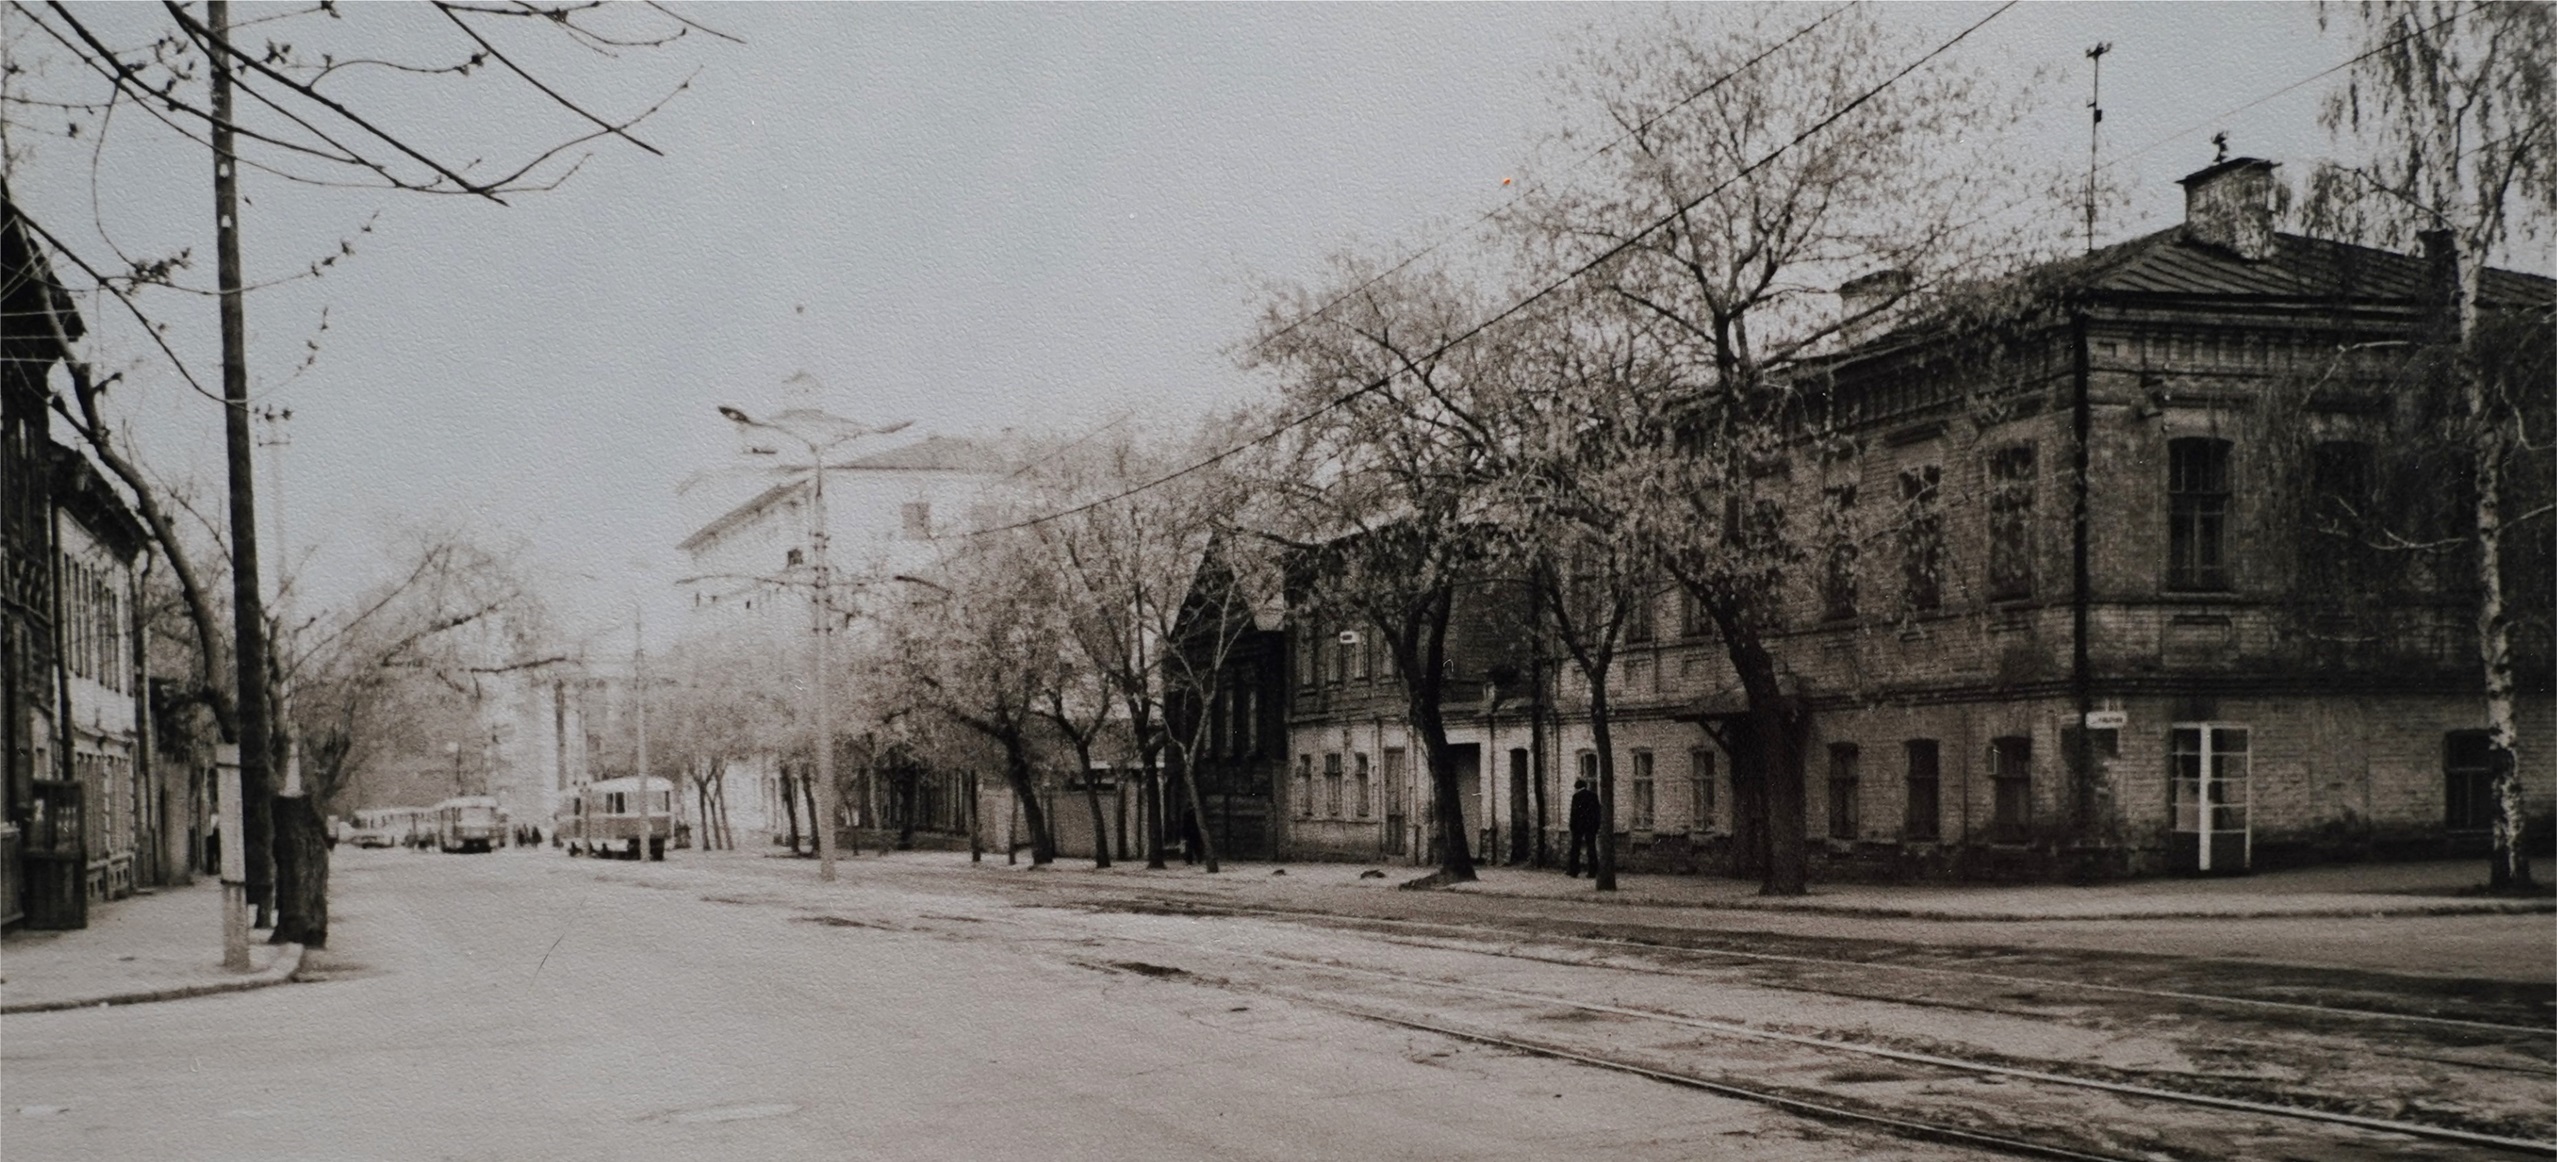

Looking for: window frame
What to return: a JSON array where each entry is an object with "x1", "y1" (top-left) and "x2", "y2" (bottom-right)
[
  {"x1": 1899, "y1": 466, "x2": 1944, "y2": 612},
  {"x1": 1688, "y1": 748, "x2": 1716, "y2": 833},
  {"x1": 1826, "y1": 742, "x2": 1861, "y2": 841},
  {"x1": 1986, "y1": 444, "x2": 2035, "y2": 601},
  {"x1": 2167, "y1": 437, "x2": 2233, "y2": 591},
  {"x1": 1629, "y1": 749, "x2": 1656, "y2": 831},
  {"x1": 1903, "y1": 739, "x2": 1941, "y2": 842}
]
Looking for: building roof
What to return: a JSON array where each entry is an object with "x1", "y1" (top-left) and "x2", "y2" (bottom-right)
[
  {"x1": 677, "y1": 434, "x2": 1007, "y2": 554},
  {"x1": 2073, "y1": 227, "x2": 2554, "y2": 307},
  {"x1": 842, "y1": 434, "x2": 1009, "y2": 474},
  {"x1": 1827, "y1": 224, "x2": 2554, "y2": 375},
  {"x1": 49, "y1": 445, "x2": 147, "y2": 560}
]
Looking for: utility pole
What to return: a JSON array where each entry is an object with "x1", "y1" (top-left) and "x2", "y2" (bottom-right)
[
  {"x1": 2084, "y1": 42, "x2": 2112, "y2": 255},
  {"x1": 210, "y1": 0, "x2": 275, "y2": 927},
  {"x1": 635, "y1": 609, "x2": 651, "y2": 859},
  {"x1": 717, "y1": 403, "x2": 910, "y2": 883}
]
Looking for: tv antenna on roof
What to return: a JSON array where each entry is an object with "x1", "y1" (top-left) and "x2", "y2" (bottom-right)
[{"x1": 2084, "y1": 42, "x2": 2112, "y2": 255}]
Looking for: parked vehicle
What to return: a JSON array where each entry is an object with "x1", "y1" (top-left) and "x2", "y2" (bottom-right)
[
  {"x1": 554, "y1": 776, "x2": 675, "y2": 860},
  {"x1": 432, "y1": 796, "x2": 506, "y2": 853},
  {"x1": 346, "y1": 807, "x2": 429, "y2": 849}
]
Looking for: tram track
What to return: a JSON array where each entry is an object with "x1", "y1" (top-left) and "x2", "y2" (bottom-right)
[
  {"x1": 676, "y1": 862, "x2": 2555, "y2": 1158},
  {"x1": 1098, "y1": 896, "x2": 2557, "y2": 1039},
  {"x1": 1060, "y1": 922, "x2": 2557, "y2": 1160}
]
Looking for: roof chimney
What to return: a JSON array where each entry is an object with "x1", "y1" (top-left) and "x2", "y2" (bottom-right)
[
  {"x1": 1837, "y1": 268, "x2": 1912, "y2": 346},
  {"x1": 2178, "y1": 157, "x2": 2280, "y2": 261}
]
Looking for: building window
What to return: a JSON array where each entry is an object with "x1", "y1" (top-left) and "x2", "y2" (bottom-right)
[
  {"x1": 1237, "y1": 686, "x2": 1257, "y2": 756},
  {"x1": 2167, "y1": 437, "x2": 2232, "y2": 590},
  {"x1": 900, "y1": 501, "x2": 932, "y2": 540},
  {"x1": 1296, "y1": 630, "x2": 1317, "y2": 689},
  {"x1": 1679, "y1": 588, "x2": 1707, "y2": 638},
  {"x1": 1899, "y1": 466, "x2": 1943, "y2": 612},
  {"x1": 1986, "y1": 445, "x2": 2035, "y2": 600},
  {"x1": 2445, "y1": 730, "x2": 2498, "y2": 831},
  {"x1": 1904, "y1": 739, "x2": 1941, "y2": 842},
  {"x1": 1354, "y1": 753, "x2": 1372, "y2": 819},
  {"x1": 1382, "y1": 748, "x2": 1406, "y2": 820},
  {"x1": 1624, "y1": 582, "x2": 1657, "y2": 643},
  {"x1": 1688, "y1": 748, "x2": 1716, "y2": 832},
  {"x1": 1577, "y1": 750, "x2": 1598, "y2": 790},
  {"x1": 1820, "y1": 482, "x2": 1859, "y2": 622},
  {"x1": 1296, "y1": 754, "x2": 1314, "y2": 818},
  {"x1": 1826, "y1": 743, "x2": 1860, "y2": 840},
  {"x1": 1349, "y1": 631, "x2": 1370, "y2": 680},
  {"x1": 1990, "y1": 735, "x2": 2032, "y2": 842},
  {"x1": 1629, "y1": 750, "x2": 1655, "y2": 830},
  {"x1": 1324, "y1": 753, "x2": 1344, "y2": 818},
  {"x1": 1328, "y1": 628, "x2": 1346, "y2": 685}
]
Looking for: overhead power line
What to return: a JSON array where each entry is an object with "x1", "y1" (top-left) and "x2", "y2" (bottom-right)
[
  {"x1": 1007, "y1": 3, "x2": 1851, "y2": 498},
  {"x1": 970, "y1": 1, "x2": 2017, "y2": 540}
]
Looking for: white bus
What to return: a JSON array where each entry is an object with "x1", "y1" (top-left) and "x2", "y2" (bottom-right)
[
  {"x1": 432, "y1": 795, "x2": 506, "y2": 853},
  {"x1": 347, "y1": 807, "x2": 430, "y2": 849},
  {"x1": 555, "y1": 776, "x2": 675, "y2": 860}
]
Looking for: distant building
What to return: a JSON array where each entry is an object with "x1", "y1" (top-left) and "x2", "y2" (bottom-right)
[{"x1": 677, "y1": 429, "x2": 1009, "y2": 846}]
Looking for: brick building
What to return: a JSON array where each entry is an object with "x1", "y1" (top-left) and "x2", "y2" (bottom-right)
[{"x1": 1275, "y1": 159, "x2": 2552, "y2": 880}]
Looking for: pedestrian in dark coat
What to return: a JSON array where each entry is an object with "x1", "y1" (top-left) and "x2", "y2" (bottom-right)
[{"x1": 1567, "y1": 778, "x2": 1601, "y2": 878}]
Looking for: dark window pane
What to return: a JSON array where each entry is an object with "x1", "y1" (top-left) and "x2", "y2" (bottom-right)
[{"x1": 2168, "y1": 439, "x2": 2232, "y2": 590}]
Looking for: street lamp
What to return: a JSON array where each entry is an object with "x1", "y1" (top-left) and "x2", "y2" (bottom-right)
[{"x1": 717, "y1": 404, "x2": 911, "y2": 882}]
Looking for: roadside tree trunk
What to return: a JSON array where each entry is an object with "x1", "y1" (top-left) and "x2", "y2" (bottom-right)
[{"x1": 269, "y1": 793, "x2": 329, "y2": 946}]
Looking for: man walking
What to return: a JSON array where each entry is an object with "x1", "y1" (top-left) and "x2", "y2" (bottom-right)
[{"x1": 1567, "y1": 777, "x2": 1600, "y2": 878}]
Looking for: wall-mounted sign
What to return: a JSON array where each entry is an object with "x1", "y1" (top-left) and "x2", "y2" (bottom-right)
[{"x1": 2083, "y1": 710, "x2": 2129, "y2": 730}]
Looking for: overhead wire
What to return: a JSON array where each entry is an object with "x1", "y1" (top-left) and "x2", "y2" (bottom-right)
[
  {"x1": 968, "y1": 1, "x2": 2018, "y2": 540},
  {"x1": 1005, "y1": 4, "x2": 1854, "y2": 487}
]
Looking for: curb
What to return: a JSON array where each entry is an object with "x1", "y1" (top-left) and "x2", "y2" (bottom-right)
[
  {"x1": 0, "y1": 942, "x2": 304, "y2": 1015},
  {"x1": 1445, "y1": 885, "x2": 2557, "y2": 923}
]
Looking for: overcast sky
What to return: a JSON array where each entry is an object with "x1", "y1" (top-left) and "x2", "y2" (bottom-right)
[{"x1": 8, "y1": 2, "x2": 2436, "y2": 649}]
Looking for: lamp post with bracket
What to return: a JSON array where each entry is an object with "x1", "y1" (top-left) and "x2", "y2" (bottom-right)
[{"x1": 715, "y1": 405, "x2": 910, "y2": 882}]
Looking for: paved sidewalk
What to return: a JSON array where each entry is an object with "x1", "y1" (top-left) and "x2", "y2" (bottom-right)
[
  {"x1": 0, "y1": 879, "x2": 300, "y2": 1014},
  {"x1": 980, "y1": 852, "x2": 2556, "y2": 921},
  {"x1": 1436, "y1": 858, "x2": 2557, "y2": 920}
]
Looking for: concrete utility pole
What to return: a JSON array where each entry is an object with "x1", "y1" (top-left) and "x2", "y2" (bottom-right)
[
  {"x1": 216, "y1": 744, "x2": 248, "y2": 971},
  {"x1": 716, "y1": 404, "x2": 910, "y2": 882},
  {"x1": 635, "y1": 608, "x2": 651, "y2": 859},
  {"x1": 209, "y1": 0, "x2": 275, "y2": 927}
]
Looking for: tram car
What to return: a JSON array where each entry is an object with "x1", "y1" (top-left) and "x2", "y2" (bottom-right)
[
  {"x1": 346, "y1": 807, "x2": 430, "y2": 849},
  {"x1": 432, "y1": 795, "x2": 507, "y2": 853},
  {"x1": 555, "y1": 776, "x2": 675, "y2": 860}
]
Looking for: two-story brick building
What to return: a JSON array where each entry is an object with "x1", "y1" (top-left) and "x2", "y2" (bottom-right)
[{"x1": 1274, "y1": 159, "x2": 2552, "y2": 880}]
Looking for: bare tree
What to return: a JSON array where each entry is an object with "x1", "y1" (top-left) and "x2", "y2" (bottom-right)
[
  {"x1": 2301, "y1": 1, "x2": 2553, "y2": 891},
  {"x1": 283, "y1": 530, "x2": 554, "y2": 944},
  {"x1": 884, "y1": 532, "x2": 1065, "y2": 866},
  {"x1": 1505, "y1": 4, "x2": 2036, "y2": 894},
  {"x1": 1249, "y1": 257, "x2": 1523, "y2": 885},
  {"x1": 1014, "y1": 421, "x2": 1266, "y2": 872},
  {"x1": 7, "y1": 0, "x2": 719, "y2": 926}
]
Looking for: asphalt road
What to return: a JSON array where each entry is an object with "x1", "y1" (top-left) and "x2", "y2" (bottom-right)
[{"x1": 4, "y1": 849, "x2": 2000, "y2": 1162}]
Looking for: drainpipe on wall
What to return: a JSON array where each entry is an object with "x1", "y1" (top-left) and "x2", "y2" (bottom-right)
[{"x1": 2070, "y1": 306, "x2": 2098, "y2": 875}]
